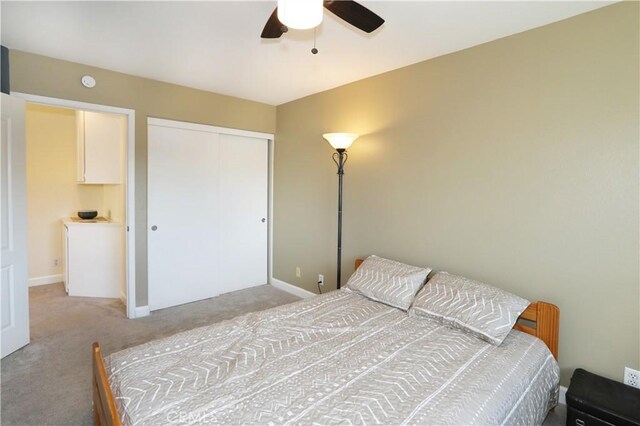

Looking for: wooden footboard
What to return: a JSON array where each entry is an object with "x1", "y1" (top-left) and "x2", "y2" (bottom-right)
[
  {"x1": 92, "y1": 342, "x2": 121, "y2": 426},
  {"x1": 354, "y1": 258, "x2": 560, "y2": 359}
]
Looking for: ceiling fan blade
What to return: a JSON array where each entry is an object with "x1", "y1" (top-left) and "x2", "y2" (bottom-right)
[
  {"x1": 323, "y1": 0, "x2": 384, "y2": 33},
  {"x1": 261, "y1": 7, "x2": 286, "y2": 39}
]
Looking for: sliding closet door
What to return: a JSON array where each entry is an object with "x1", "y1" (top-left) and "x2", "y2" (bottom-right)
[
  {"x1": 218, "y1": 134, "x2": 268, "y2": 293},
  {"x1": 148, "y1": 124, "x2": 220, "y2": 311}
]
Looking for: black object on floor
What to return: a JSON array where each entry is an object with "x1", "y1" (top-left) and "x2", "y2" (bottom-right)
[{"x1": 566, "y1": 368, "x2": 640, "y2": 426}]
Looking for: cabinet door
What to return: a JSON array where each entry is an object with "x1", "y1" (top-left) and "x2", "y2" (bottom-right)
[
  {"x1": 79, "y1": 111, "x2": 123, "y2": 184},
  {"x1": 67, "y1": 225, "x2": 123, "y2": 298}
]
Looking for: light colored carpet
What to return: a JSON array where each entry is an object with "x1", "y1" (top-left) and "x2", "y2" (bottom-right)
[
  {"x1": 1, "y1": 283, "x2": 566, "y2": 426},
  {"x1": 544, "y1": 403, "x2": 567, "y2": 426},
  {"x1": 1, "y1": 283, "x2": 299, "y2": 426}
]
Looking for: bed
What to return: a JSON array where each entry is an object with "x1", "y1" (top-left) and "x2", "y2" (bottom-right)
[{"x1": 93, "y1": 258, "x2": 559, "y2": 426}]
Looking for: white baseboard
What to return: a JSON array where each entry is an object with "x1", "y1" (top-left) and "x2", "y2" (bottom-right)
[
  {"x1": 134, "y1": 305, "x2": 150, "y2": 318},
  {"x1": 28, "y1": 274, "x2": 63, "y2": 287},
  {"x1": 559, "y1": 385, "x2": 567, "y2": 405},
  {"x1": 270, "y1": 278, "x2": 315, "y2": 299}
]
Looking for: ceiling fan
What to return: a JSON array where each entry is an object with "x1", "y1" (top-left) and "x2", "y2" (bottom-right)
[{"x1": 261, "y1": 0, "x2": 385, "y2": 39}]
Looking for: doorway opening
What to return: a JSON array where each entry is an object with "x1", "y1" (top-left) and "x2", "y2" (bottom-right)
[{"x1": 17, "y1": 93, "x2": 136, "y2": 318}]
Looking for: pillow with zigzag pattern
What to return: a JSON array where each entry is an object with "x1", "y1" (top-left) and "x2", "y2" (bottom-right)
[
  {"x1": 409, "y1": 272, "x2": 529, "y2": 345},
  {"x1": 346, "y1": 255, "x2": 431, "y2": 311}
]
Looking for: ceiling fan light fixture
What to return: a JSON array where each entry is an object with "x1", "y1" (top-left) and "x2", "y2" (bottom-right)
[{"x1": 277, "y1": 0, "x2": 323, "y2": 30}]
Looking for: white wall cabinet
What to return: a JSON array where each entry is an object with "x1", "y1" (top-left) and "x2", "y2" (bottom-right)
[
  {"x1": 76, "y1": 111, "x2": 124, "y2": 184},
  {"x1": 62, "y1": 219, "x2": 123, "y2": 298}
]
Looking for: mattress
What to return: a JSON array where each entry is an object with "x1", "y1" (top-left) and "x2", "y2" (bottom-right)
[{"x1": 106, "y1": 290, "x2": 559, "y2": 425}]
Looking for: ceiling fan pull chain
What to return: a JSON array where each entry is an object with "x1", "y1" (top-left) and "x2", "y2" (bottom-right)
[{"x1": 311, "y1": 28, "x2": 319, "y2": 55}]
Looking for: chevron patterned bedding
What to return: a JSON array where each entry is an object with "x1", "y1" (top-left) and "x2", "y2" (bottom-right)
[
  {"x1": 345, "y1": 255, "x2": 431, "y2": 310},
  {"x1": 106, "y1": 290, "x2": 559, "y2": 425},
  {"x1": 410, "y1": 272, "x2": 530, "y2": 345}
]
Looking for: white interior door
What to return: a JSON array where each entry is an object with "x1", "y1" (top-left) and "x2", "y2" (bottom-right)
[
  {"x1": 218, "y1": 134, "x2": 268, "y2": 293},
  {"x1": 148, "y1": 124, "x2": 220, "y2": 311},
  {"x1": 1, "y1": 94, "x2": 30, "y2": 358}
]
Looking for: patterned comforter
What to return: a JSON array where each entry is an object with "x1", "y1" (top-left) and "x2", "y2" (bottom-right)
[{"x1": 106, "y1": 290, "x2": 559, "y2": 425}]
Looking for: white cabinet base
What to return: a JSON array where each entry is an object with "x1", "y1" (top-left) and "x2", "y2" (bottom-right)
[{"x1": 63, "y1": 220, "x2": 123, "y2": 298}]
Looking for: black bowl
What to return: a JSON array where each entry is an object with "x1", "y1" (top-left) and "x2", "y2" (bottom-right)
[{"x1": 78, "y1": 210, "x2": 98, "y2": 220}]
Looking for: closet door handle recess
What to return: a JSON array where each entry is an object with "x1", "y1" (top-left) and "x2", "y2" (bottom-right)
[
  {"x1": 261, "y1": 218, "x2": 266, "y2": 223},
  {"x1": 151, "y1": 225, "x2": 158, "y2": 231}
]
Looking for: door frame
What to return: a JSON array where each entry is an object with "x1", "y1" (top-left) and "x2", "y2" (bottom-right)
[
  {"x1": 13, "y1": 92, "x2": 137, "y2": 319},
  {"x1": 146, "y1": 117, "x2": 275, "y2": 300}
]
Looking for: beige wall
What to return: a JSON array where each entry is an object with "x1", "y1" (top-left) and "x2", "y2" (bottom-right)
[
  {"x1": 274, "y1": 2, "x2": 639, "y2": 385},
  {"x1": 10, "y1": 51, "x2": 277, "y2": 305},
  {"x1": 26, "y1": 104, "x2": 105, "y2": 280}
]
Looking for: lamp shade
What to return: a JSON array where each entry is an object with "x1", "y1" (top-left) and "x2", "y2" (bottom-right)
[
  {"x1": 277, "y1": 0, "x2": 323, "y2": 30},
  {"x1": 323, "y1": 133, "x2": 358, "y2": 150}
]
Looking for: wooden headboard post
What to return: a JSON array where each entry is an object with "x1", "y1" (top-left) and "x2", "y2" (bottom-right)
[
  {"x1": 519, "y1": 302, "x2": 560, "y2": 360},
  {"x1": 354, "y1": 259, "x2": 559, "y2": 360}
]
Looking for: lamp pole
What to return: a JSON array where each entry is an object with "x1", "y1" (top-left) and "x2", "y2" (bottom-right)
[
  {"x1": 323, "y1": 133, "x2": 358, "y2": 291},
  {"x1": 333, "y1": 148, "x2": 347, "y2": 289}
]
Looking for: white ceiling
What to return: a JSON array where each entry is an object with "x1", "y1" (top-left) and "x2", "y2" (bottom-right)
[{"x1": 1, "y1": 1, "x2": 614, "y2": 105}]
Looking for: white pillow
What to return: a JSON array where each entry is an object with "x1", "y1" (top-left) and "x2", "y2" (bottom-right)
[
  {"x1": 410, "y1": 272, "x2": 530, "y2": 345},
  {"x1": 346, "y1": 255, "x2": 431, "y2": 311}
]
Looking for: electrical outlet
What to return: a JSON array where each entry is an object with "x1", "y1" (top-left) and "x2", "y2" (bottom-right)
[
  {"x1": 295, "y1": 267, "x2": 301, "y2": 278},
  {"x1": 53, "y1": 259, "x2": 59, "y2": 267},
  {"x1": 318, "y1": 274, "x2": 324, "y2": 286},
  {"x1": 624, "y1": 367, "x2": 640, "y2": 389}
]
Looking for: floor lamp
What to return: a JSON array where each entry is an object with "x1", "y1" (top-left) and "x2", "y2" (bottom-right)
[{"x1": 323, "y1": 133, "x2": 359, "y2": 289}]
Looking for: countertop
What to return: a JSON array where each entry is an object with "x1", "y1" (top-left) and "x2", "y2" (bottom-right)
[{"x1": 62, "y1": 217, "x2": 122, "y2": 227}]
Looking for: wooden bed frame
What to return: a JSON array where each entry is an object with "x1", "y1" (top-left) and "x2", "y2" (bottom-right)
[
  {"x1": 92, "y1": 342, "x2": 121, "y2": 426},
  {"x1": 92, "y1": 260, "x2": 559, "y2": 426}
]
